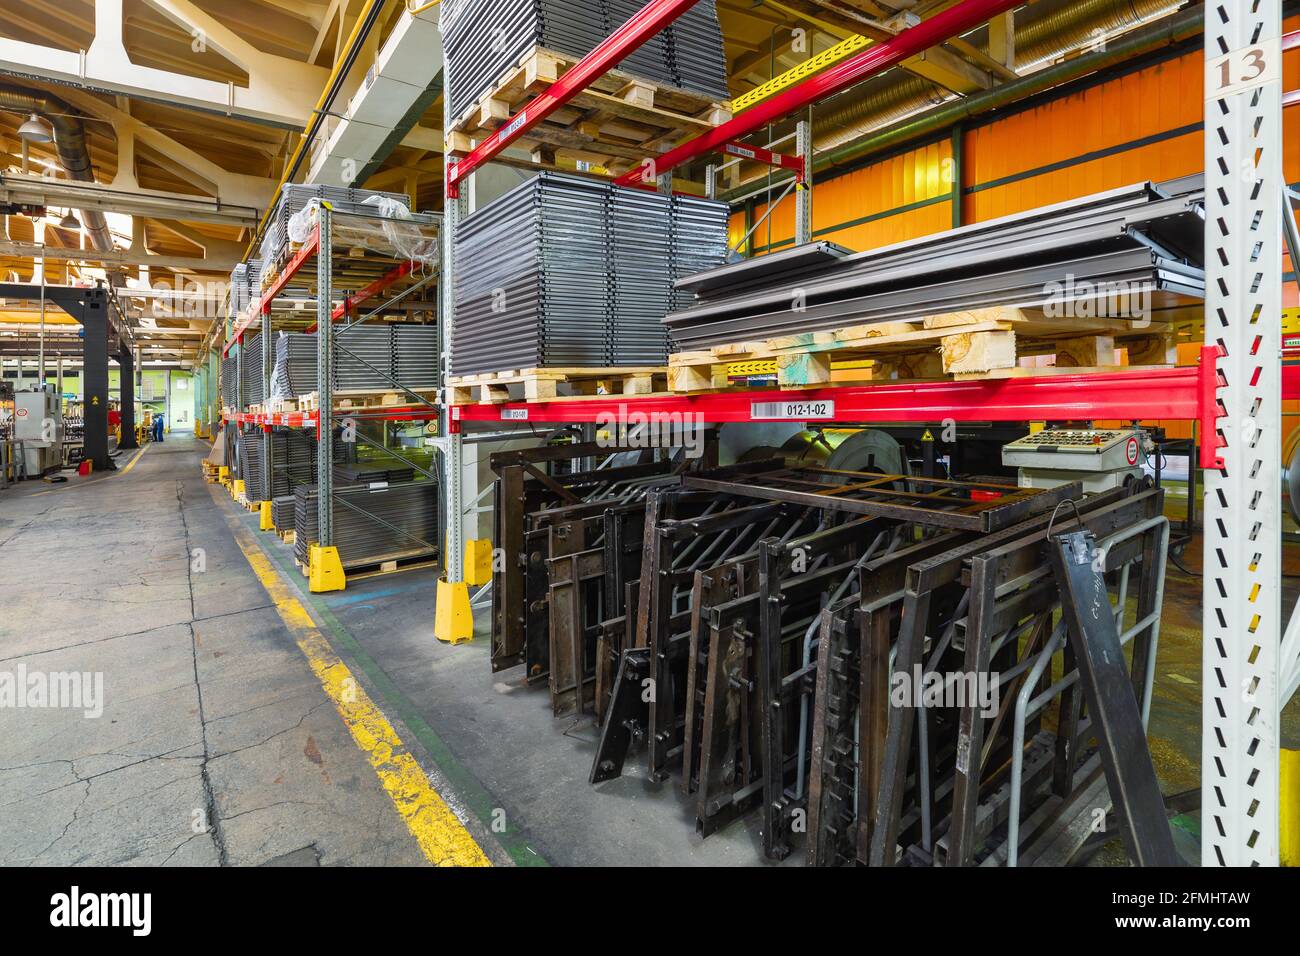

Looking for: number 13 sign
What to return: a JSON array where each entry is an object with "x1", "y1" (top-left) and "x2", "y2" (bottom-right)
[{"x1": 1207, "y1": 38, "x2": 1282, "y2": 100}]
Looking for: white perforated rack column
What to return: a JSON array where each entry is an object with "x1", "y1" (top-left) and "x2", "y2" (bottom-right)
[{"x1": 1202, "y1": 0, "x2": 1283, "y2": 867}]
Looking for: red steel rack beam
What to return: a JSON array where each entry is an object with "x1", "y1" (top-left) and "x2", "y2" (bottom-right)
[
  {"x1": 721, "y1": 141, "x2": 805, "y2": 179},
  {"x1": 305, "y1": 258, "x2": 416, "y2": 332},
  {"x1": 445, "y1": 0, "x2": 702, "y2": 197},
  {"x1": 613, "y1": 0, "x2": 1024, "y2": 187},
  {"x1": 224, "y1": 224, "x2": 321, "y2": 355},
  {"x1": 451, "y1": 349, "x2": 1262, "y2": 471}
]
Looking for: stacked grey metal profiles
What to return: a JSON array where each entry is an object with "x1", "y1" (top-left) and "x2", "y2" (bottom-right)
[
  {"x1": 240, "y1": 430, "x2": 319, "y2": 502},
  {"x1": 270, "y1": 325, "x2": 439, "y2": 398},
  {"x1": 271, "y1": 331, "x2": 317, "y2": 399},
  {"x1": 271, "y1": 494, "x2": 296, "y2": 533},
  {"x1": 452, "y1": 172, "x2": 729, "y2": 375},
  {"x1": 258, "y1": 183, "x2": 411, "y2": 270},
  {"x1": 293, "y1": 481, "x2": 439, "y2": 570},
  {"x1": 220, "y1": 355, "x2": 238, "y2": 408},
  {"x1": 665, "y1": 182, "x2": 1207, "y2": 351},
  {"x1": 230, "y1": 259, "x2": 263, "y2": 312},
  {"x1": 242, "y1": 331, "x2": 264, "y2": 407},
  {"x1": 440, "y1": 0, "x2": 727, "y2": 121}
]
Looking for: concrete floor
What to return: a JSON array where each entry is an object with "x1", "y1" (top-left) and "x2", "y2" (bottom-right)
[{"x1": 1, "y1": 438, "x2": 1296, "y2": 866}]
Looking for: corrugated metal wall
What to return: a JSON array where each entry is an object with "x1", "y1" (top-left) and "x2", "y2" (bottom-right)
[
  {"x1": 731, "y1": 24, "x2": 1300, "y2": 256},
  {"x1": 726, "y1": 21, "x2": 1300, "y2": 440}
]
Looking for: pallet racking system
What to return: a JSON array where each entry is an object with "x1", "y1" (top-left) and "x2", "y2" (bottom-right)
[
  {"x1": 220, "y1": 203, "x2": 441, "y2": 591},
  {"x1": 436, "y1": 0, "x2": 1295, "y2": 864}
]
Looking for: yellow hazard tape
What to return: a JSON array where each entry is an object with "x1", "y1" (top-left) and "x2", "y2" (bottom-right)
[{"x1": 731, "y1": 35, "x2": 871, "y2": 114}]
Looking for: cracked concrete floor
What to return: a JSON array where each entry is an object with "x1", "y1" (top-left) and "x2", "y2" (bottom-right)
[{"x1": 0, "y1": 438, "x2": 430, "y2": 866}]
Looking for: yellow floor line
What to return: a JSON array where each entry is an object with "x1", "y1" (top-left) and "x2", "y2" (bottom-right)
[
  {"x1": 226, "y1": 514, "x2": 491, "y2": 867},
  {"x1": 31, "y1": 444, "x2": 149, "y2": 496},
  {"x1": 118, "y1": 443, "x2": 148, "y2": 475}
]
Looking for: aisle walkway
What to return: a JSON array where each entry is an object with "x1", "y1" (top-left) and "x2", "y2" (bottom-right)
[{"x1": 0, "y1": 438, "x2": 496, "y2": 866}]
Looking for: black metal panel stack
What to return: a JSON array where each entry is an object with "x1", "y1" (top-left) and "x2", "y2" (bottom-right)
[
  {"x1": 394, "y1": 325, "x2": 441, "y2": 389},
  {"x1": 271, "y1": 331, "x2": 317, "y2": 399},
  {"x1": 611, "y1": 187, "x2": 673, "y2": 366},
  {"x1": 665, "y1": 182, "x2": 1207, "y2": 350},
  {"x1": 242, "y1": 332, "x2": 264, "y2": 407},
  {"x1": 220, "y1": 355, "x2": 238, "y2": 408},
  {"x1": 441, "y1": 0, "x2": 728, "y2": 121},
  {"x1": 452, "y1": 172, "x2": 729, "y2": 376},
  {"x1": 259, "y1": 183, "x2": 413, "y2": 273},
  {"x1": 664, "y1": 0, "x2": 728, "y2": 99},
  {"x1": 239, "y1": 429, "x2": 321, "y2": 503},
  {"x1": 269, "y1": 325, "x2": 439, "y2": 398},
  {"x1": 670, "y1": 192, "x2": 731, "y2": 315},
  {"x1": 271, "y1": 494, "x2": 296, "y2": 532},
  {"x1": 293, "y1": 481, "x2": 440, "y2": 570}
]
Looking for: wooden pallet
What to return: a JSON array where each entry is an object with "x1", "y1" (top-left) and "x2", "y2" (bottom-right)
[
  {"x1": 447, "y1": 366, "x2": 667, "y2": 405},
  {"x1": 667, "y1": 307, "x2": 1180, "y2": 393},
  {"x1": 265, "y1": 397, "x2": 299, "y2": 414},
  {"x1": 293, "y1": 548, "x2": 438, "y2": 580},
  {"x1": 295, "y1": 389, "x2": 439, "y2": 413},
  {"x1": 446, "y1": 46, "x2": 730, "y2": 176}
]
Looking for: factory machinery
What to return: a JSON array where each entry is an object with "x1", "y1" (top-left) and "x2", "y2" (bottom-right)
[{"x1": 486, "y1": 424, "x2": 1178, "y2": 866}]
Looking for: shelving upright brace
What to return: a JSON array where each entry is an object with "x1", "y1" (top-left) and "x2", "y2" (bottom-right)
[
  {"x1": 1202, "y1": 0, "x2": 1284, "y2": 867},
  {"x1": 436, "y1": 35, "x2": 473, "y2": 643}
]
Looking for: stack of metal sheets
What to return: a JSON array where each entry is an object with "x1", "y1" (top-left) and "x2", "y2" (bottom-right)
[
  {"x1": 239, "y1": 429, "x2": 324, "y2": 503},
  {"x1": 259, "y1": 183, "x2": 412, "y2": 271},
  {"x1": 270, "y1": 324, "x2": 439, "y2": 398},
  {"x1": 333, "y1": 460, "x2": 417, "y2": 484},
  {"x1": 242, "y1": 332, "x2": 264, "y2": 407},
  {"x1": 220, "y1": 355, "x2": 238, "y2": 408},
  {"x1": 271, "y1": 494, "x2": 296, "y2": 533},
  {"x1": 452, "y1": 172, "x2": 728, "y2": 376},
  {"x1": 293, "y1": 480, "x2": 440, "y2": 570},
  {"x1": 665, "y1": 182, "x2": 1207, "y2": 351},
  {"x1": 664, "y1": 0, "x2": 728, "y2": 99},
  {"x1": 440, "y1": 0, "x2": 727, "y2": 120},
  {"x1": 271, "y1": 331, "x2": 317, "y2": 399}
]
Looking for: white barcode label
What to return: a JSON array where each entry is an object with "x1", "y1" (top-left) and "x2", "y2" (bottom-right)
[
  {"x1": 751, "y1": 399, "x2": 835, "y2": 420},
  {"x1": 369, "y1": 481, "x2": 388, "y2": 491},
  {"x1": 501, "y1": 408, "x2": 528, "y2": 420}
]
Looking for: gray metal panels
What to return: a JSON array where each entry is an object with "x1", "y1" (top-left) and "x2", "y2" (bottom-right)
[
  {"x1": 665, "y1": 182, "x2": 1207, "y2": 350},
  {"x1": 293, "y1": 480, "x2": 439, "y2": 570},
  {"x1": 270, "y1": 324, "x2": 439, "y2": 398},
  {"x1": 441, "y1": 0, "x2": 727, "y2": 120},
  {"x1": 452, "y1": 172, "x2": 728, "y2": 376}
]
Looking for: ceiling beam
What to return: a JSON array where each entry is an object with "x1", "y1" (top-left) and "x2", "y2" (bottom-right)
[{"x1": 0, "y1": 0, "x2": 327, "y2": 128}]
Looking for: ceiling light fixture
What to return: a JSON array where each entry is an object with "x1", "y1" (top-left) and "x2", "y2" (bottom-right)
[{"x1": 17, "y1": 113, "x2": 52, "y2": 143}]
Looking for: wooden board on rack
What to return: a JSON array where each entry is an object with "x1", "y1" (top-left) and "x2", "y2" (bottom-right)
[
  {"x1": 295, "y1": 388, "x2": 439, "y2": 413},
  {"x1": 446, "y1": 46, "x2": 730, "y2": 176},
  {"x1": 448, "y1": 366, "x2": 667, "y2": 405},
  {"x1": 667, "y1": 306, "x2": 1179, "y2": 393}
]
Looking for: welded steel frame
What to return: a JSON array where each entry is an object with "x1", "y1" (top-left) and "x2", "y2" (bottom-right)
[
  {"x1": 864, "y1": 486, "x2": 1170, "y2": 867},
  {"x1": 1202, "y1": 0, "x2": 1283, "y2": 867},
  {"x1": 488, "y1": 441, "x2": 686, "y2": 674}
]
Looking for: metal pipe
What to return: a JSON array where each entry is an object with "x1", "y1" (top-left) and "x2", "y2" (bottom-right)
[{"x1": 0, "y1": 86, "x2": 115, "y2": 257}]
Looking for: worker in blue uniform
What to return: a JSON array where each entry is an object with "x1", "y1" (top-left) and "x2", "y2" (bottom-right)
[{"x1": 153, "y1": 414, "x2": 165, "y2": 442}]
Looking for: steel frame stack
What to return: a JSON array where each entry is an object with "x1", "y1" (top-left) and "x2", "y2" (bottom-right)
[{"x1": 435, "y1": 0, "x2": 1289, "y2": 864}]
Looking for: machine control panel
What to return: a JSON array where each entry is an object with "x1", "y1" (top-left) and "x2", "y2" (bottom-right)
[
  {"x1": 1003, "y1": 428, "x2": 1137, "y2": 457},
  {"x1": 1002, "y1": 427, "x2": 1149, "y2": 488}
]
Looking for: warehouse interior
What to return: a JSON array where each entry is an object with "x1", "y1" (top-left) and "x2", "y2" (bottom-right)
[{"x1": 0, "y1": 0, "x2": 1298, "y2": 876}]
